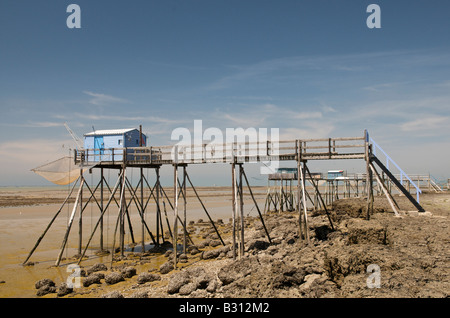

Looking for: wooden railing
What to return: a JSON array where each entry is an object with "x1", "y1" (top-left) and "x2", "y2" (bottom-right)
[{"x1": 75, "y1": 135, "x2": 367, "y2": 165}]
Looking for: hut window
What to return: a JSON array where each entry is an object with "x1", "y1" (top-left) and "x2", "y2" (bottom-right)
[
  {"x1": 136, "y1": 139, "x2": 139, "y2": 145},
  {"x1": 118, "y1": 139, "x2": 122, "y2": 145}
]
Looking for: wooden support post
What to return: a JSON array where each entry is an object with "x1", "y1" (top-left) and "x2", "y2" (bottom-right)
[
  {"x1": 241, "y1": 166, "x2": 272, "y2": 244},
  {"x1": 369, "y1": 162, "x2": 400, "y2": 216},
  {"x1": 304, "y1": 164, "x2": 335, "y2": 231},
  {"x1": 183, "y1": 165, "x2": 187, "y2": 254},
  {"x1": 123, "y1": 177, "x2": 157, "y2": 245},
  {"x1": 78, "y1": 169, "x2": 83, "y2": 255},
  {"x1": 100, "y1": 168, "x2": 104, "y2": 251},
  {"x1": 120, "y1": 168, "x2": 127, "y2": 256},
  {"x1": 239, "y1": 164, "x2": 244, "y2": 258},
  {"x1": 231, "y1": 162, "x2": 237, "y2": 260},
  {"x1": 185, "y1": 171, "x2": 224, "y2": 245},
  {"x1": 77, "y1": 170, "x2": 123, "y2": 265},
  {"x1": 24, "y1": 176, "x2": 80, "y2": 265},
  {"x1": 140, "y1": 167, "x2": 145, "y2": 252},
  {"x1": 296, "y1": 140, "x2": 303, "y2": 239},
  {"x1": 300, "y1": 161, "x2": 310, "y2": 243},
  {"x1": 56, "y1": 178, "x2": 85, "y2": 266},
  {"x1": 173, "y1": 163, "x2": 178, "y2": 269},
  {"x1": 111, "y1": 169, "x2": 127, "y2": 265},
  {"x1": 156, "y1": 167, "x2": 161, "y2": 246},
  {"x1": 365, "y1": 130, "x2": 374, "y2": 220}
]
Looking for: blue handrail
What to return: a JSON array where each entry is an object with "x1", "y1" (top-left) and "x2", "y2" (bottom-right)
[{"x1": 370, "y1": 138, "x2": 422, "y2": 202}]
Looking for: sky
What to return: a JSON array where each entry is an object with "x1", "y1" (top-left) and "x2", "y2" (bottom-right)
[{"x1": 0, "y1": 0, "x2": 449, "y2": 186}]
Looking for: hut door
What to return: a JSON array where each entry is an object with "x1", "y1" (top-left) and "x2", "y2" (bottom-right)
[{"x1": 94, "y1": 136, "x2": 104, "y2": 160}]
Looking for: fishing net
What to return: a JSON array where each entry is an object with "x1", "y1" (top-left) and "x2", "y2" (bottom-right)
[{"x1": 31, "y1": 156, "x2": 97, "y2": 185}]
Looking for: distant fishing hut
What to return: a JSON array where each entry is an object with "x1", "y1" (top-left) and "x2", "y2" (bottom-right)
[{"x1": 83, "y1": 128, "x2": 147, "y2": 162}]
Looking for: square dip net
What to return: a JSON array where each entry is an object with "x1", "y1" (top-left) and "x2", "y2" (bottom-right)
[{"x1": 31, "y1": 156, "x2": 97, "y2": 185}]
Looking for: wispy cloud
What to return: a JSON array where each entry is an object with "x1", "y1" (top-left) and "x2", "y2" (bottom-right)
[
  {"x1": 206, "y1": 49, "x2": 450, "y2": 94},
  {"x1": 363, "y1": 82, "x2": 407, "y2": 92},
  {"x1": 73, "y1": 112, "x2": 185, "y2": 125},
  {"x1": 0, "y1": 121, "x2": 65, "y2": 128},
  {"x1": 400, "y1": 116, "x2": 450, "y2": 133},
  {"x1": 83, "y1": 91, "x2": 131, "y2": 106}
]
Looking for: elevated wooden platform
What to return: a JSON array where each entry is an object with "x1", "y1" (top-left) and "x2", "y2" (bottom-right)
[{"x1": 74, "y1": 136, "x2": 367, "y2": 167}]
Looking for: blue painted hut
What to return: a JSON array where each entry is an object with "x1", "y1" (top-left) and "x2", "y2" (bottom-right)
[{"x1": 83, "y1": 128, "x2": 147, "y2": 162}]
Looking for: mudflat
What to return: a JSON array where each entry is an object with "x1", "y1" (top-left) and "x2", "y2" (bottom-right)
[{"x1": 0, "y1": 186, "x2": 449, "y2": 298}]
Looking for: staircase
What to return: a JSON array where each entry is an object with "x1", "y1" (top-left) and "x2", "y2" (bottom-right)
[
  {"x1": 429, "y1": 175, "x2": 444, "y2": 192},
  {"x1": 369, "y1": 137, "x2": 425, "y2": 212}
]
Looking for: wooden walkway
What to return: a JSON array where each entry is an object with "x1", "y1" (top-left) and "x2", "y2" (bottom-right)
[
  {"x1": 25, "y1": 130, "x2": 427, "y2": 267},
  {"x1": 74, "y1": 136, "x2": 367, "y2": 167}
]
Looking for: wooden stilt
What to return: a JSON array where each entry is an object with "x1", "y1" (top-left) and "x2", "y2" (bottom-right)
[
  {"x1": 23, "y1": 176, "x2": 80, "y2": 265},
  {"x1": 296, "y1": 141, "x2": 304, "y2": 239},
  {"x1": 304, "y1": 164, "x2": 335, "y2": 231},
  {"x1": 140, "y1": 167, "x2": 145, "y2": 252},
  {"x1": 123, "y1": 178, "x2": 157, "y2": 245},
  {"x1": 156, "y1": 167, "x2": 161, "y2": 246},
  {"x1": 369, "y1": 162, "x2": 400, "y2": 216},
  {"x1": 365, "y1": 129, "x2": 373, "y2": 220},
  {"x1": 241, "y1": 166, "x2": 272, "y2": 244},
  {"x1": 120, "y1": 169, "x2": 126, "y2": 256},
  {"x1": 100, "y1": 168, "x2": 104, "y2": 251},
  {"x1": 173, "y1": 164, "x2": 178, "y2": 267},
  {"x1": 231, "y1": 162, "x2": 237, "y2": 260},
  {"x1": 183, "y1": 165, "x2": 187, "y2": 254},
  {"x1": 56, "y1": 177, "x2": 85, "y2": 266},
  {"x1": 239, "y1": 164, "x2": 244, "y2": 258},
  {"x1": 78, "y1": 169, "x2": 83, "y2": 255},
  {"x1": 300, "y1": 161, "x2": 310, "y2": 243},
  {"x1": 77, "y1": 169, "x2": 123, "y2": 265},
  {"x1": 185, "y1": 171, "x2": 224, "y2": 245}
]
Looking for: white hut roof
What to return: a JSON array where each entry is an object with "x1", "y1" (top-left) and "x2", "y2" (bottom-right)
[{"x1": 84, "y1": 128, "x2": 136, "y2": 136}]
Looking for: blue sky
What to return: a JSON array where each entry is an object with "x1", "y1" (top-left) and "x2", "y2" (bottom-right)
[{"x1": 1, "y1": 0, "x2": 449, "y2": 186}]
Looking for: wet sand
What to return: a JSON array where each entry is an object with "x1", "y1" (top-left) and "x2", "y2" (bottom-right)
[
  {"x1": 0, "y1": 186, "x2": 266, "y2": 298},
  {"x1": 2, "y1": 186, "x2": 448, "y2": 299}
]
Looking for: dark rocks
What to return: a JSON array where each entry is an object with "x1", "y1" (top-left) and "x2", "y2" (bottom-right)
[
  {"x1": 57, "y1": 283, "x2": 73, "y2": 297},
  {"x1": 179, "y1": 253, "x2": 188, "y2": 263},
  {"x1": 137, "y1": 272, "x2": 161, "y2": 284},
  {"x1": 101, "y1": 291, "x2": 124, "y2": 298},
  {"x1": 160, "y1": 261, "x2": 174, "y2": 274},
  {"x1": 128, "y1": 291, "x2": 149, "y2": 298},
  {"x1": 247, "y1": 240, "x2": 270, "y2": 251},
  {"x1": 35, "y1": 278, "x2": 55, "y2": 289},
  {"x1": 179, "y1": 282, "x2": 197, "y2": 295},
  {"x1": 314, "y1": 225, "x2": 333, "y2": 241},
  {"x1": 167, "y1": 271, "x2": 191, "y2": 294},
  {"x1": 87, "y1": 263, "x2": 107, "y2": 275},
  {"x1": 218, "y1": 257, "x2": 259, "y2": 285},
  {"x1": 201, "y1": 245, "x2": 230, "y2": 260},
  {"x1": 271, "y1": 263, "x2": 305, "y2": 288},
  {"x1": 104, "y1": 272, "x2": 125, "y2": 285},
  {"x1": 345, "y1": 219, "x2": 390, "y2": 245},
  {"x1": 188, "y1": 245, "x2": 201, "y2": 255},
  {"x1": 167, "y1": 267, "x2": 217, "y2": 295},
  {"x1": 210, "y1": 240, "x2": 222, "y2": 247},
  {"x1": 121, "y1": 266, "x2": 137, "y2": 278},
  {"x1": 35, "y1": 279, "x2": 56, "y2": 296},
  {"x1": 36, "y1": 284, "x2": 57, "y2": 296},
  {"x1": 201, "y1": 249, "x2": 220, "y2": 260},
  {"x1": 83, "y1": 272, "x2": 104, "y2": 287}
]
